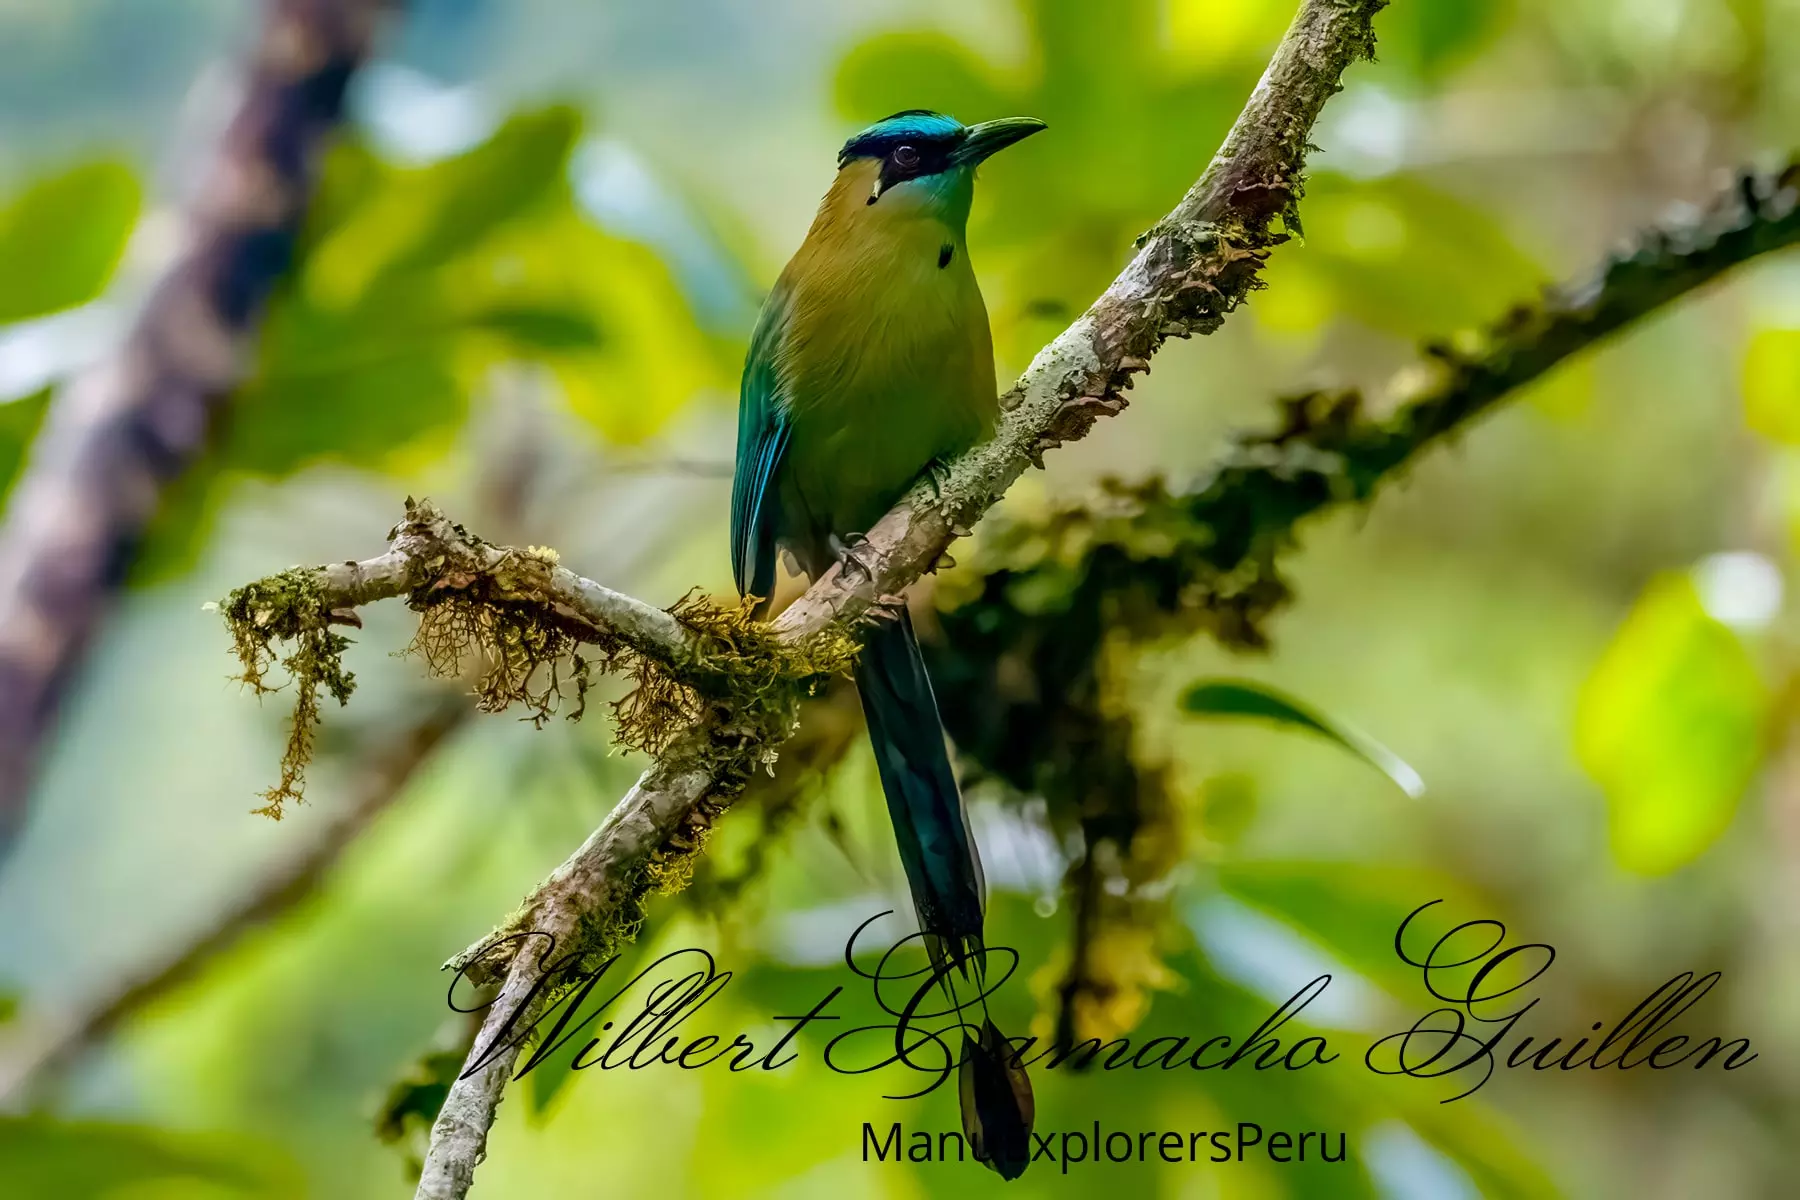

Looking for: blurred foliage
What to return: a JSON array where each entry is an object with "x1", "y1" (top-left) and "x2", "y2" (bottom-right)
[
  {"x1": 0, "y1": 388, "x2": 50, "y2": 503},
  {"x1": 233, "y1": 104, "x2": 716, "y2": 467},
  {"x1": 837, "y1": 0, "x2": 1540, "y2": 357},
  {"x1": 0, "y1": 1115, "x2": 299, "y2": 1200},
  {"x1": 1368, "y1": 0, "x2": 1511, "y2": 83},
  {"x1": 0, "y1": 159, "x2": 139, "y2": 323},
  {"x1": 138, "y1": 104, "x2": 723, "y2": 577},
  {"x1": 1259, "y1": 171, "x2": 1545, "y2": 338},
  {"x1": 1216, "y1": 861, "x2": 1486, "y2": 997},
  {"x1": 0, "y1": 156, "x2": 140, "y2": 500},
  {"x1": 2, "y1": 0, "x2": 1799, "y2": 1198},
  {"x1": 1744, "y1": 325, "x2": 1800, "y2": 443},
  {"x1": 1576, "y1": 572, "x2": 1769, "y2": 874},
  {"x1": 0, "y1": 160, "x2": 139, "y2": 497}
]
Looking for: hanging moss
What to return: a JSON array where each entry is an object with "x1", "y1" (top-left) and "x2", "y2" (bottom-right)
[
  {"x1": 406, "y1": 584, "x2": 598, "y2": 728},
  {"x1": 218, "y1": 567, "x2": 356, "y2": 819}
]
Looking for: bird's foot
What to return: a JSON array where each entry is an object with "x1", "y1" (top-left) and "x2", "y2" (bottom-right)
[
  {"x1": 922, "y1": 455, "x2": 955, "y2": 504},
  {"x1": 830, "y1": 531, "x2": 878, "y2": 585},
  {"x1": 868, "y1": 591, "x2": 908, "y2": 622}
]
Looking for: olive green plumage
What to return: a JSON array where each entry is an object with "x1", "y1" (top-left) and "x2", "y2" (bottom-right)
[{"x1": 730, "y1": 110, "x2": 1044, "y2": 1180}]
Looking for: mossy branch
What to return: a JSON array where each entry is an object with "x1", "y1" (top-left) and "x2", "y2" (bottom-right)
[
  {"x1": 218, "y1": 497, "x2": 854, "y2": 817},
  {"x1": 1174, "y1": 158, "x2": 1800, "y2": 611},
  {"x1": 929, "y1": 160, "x2": 1800, "y2": 688}
]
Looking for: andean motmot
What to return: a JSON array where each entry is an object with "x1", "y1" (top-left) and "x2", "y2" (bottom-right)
[{"x1": 730, "y1": 110, "x2": 1045, "y2": 1179}]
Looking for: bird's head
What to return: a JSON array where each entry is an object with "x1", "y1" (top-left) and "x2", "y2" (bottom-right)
[{"x1": 838, "y1": 110, "x2": 1046, "y2": 212}]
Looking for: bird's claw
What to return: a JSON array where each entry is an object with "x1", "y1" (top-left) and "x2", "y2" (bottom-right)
[
  {"x1": 869, "y1": 592, "x2": 908, "y2": 621},
  {"x1": 830, "y1": 531, "x2": 878, "y2": 584},
  {"x1": 923, "y1": 456, "x2": 954, "y2": 504}
]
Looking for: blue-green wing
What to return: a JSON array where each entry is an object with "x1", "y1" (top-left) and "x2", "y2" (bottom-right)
[{"x1": 730, "y1": 287, "x2": 792, "y2": 601}]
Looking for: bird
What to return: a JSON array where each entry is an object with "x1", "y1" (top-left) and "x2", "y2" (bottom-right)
[{"x1": 730, "y1": 109, "x2": 1045, "y2": 1179}]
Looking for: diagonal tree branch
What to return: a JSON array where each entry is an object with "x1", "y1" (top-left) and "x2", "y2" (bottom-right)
[
  {"x1": 0, "y1": 0, "x2": 398, "y2": 852},
  {"x1": 0, "y1": 698, "x2": 466, "y2": 1107},
  {"x1": 448, "y1": 0, "x2": 1384, "y2": 983},
  {"x1": 405, "y1": 3, "x2": 1387, "y2": 1196}
]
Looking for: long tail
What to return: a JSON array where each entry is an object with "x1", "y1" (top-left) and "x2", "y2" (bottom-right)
[{"x1": 855, "y1": 609, "x2": 1034, "y2": 1179}]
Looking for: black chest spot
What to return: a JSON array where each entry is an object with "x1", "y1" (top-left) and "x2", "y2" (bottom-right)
[{"x1": 938, "y1": 242, "x2": 954, "y2": 269}]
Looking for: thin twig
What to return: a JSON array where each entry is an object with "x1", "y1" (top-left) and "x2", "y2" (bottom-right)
[{"x1": 0, "y1": 699, "x2": 464, "y2": 1106}]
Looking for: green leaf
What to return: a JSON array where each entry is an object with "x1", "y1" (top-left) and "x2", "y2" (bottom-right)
[
  {"x1": 1259, "y1": 172, "x2": 1543, "y2": 338},
  {"x1": 0, "y1": 388, "x2": 51, "y2": 501},
  {"x1": 1743, "y1": 327, "x2": 1800, "y2": 444},
  {"x1": 1577, "y1": 573, "x2": 1768, "y2": 874},
  {"x1": 0, "y1": 1115, "x2": 296, "y2": 1199},
  {"x1": 1378, "y1": 0, "x2": 1510, "y2": 81},
  {"x1": 1180, "y1": 679, "x2": 1425, "y2": 798},
  {"x1": 0, "y1": 160, "x2": 141, "y2": 322},
  {"x1": 834, "y1": 32, "x2": 1005, "y2": 129},
  {"x1": 306, "y1": 107, "x2": 581, "y2": 305},
  {"x1": 225, "y1": 343, "x2": 463, "y2": 475},
  {"x1": 468, "y1": 304, "x2": 603, "y2": 351},
  {"x1": 373, "y1": 1047, "x2": 464, "y2": 1148}
]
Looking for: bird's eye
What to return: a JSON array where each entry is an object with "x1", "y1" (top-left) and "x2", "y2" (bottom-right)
[{"x1": 893, "y1": 144, "x2": 920, "y2": 168}]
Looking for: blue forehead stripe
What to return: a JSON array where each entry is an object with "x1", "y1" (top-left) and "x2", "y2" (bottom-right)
[{"x1": 838, "y1": 110, "x2": 966, "y2": 165}]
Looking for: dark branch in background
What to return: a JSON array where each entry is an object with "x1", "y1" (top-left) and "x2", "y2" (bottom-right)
[
  {"x1": 0, "y1": 0, "x2": 397, "y2": 852},
  {"x1": 925, "y1": 159, "x2": 1800, "y2": 1051}
]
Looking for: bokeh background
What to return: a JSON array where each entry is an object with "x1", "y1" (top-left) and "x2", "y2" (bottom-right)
[{"x1": 0, "y1": 0, "x2": 1797, "y2": 1196}]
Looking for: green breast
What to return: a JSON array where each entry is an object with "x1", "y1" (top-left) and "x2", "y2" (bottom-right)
[{"x1": 774, "y1": 196, "x2": 998, "y2": 560}]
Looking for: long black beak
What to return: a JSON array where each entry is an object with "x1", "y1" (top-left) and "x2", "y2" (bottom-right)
[{"x1": 952, "y1": 116, "x2": 1047, "y2": 167}]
